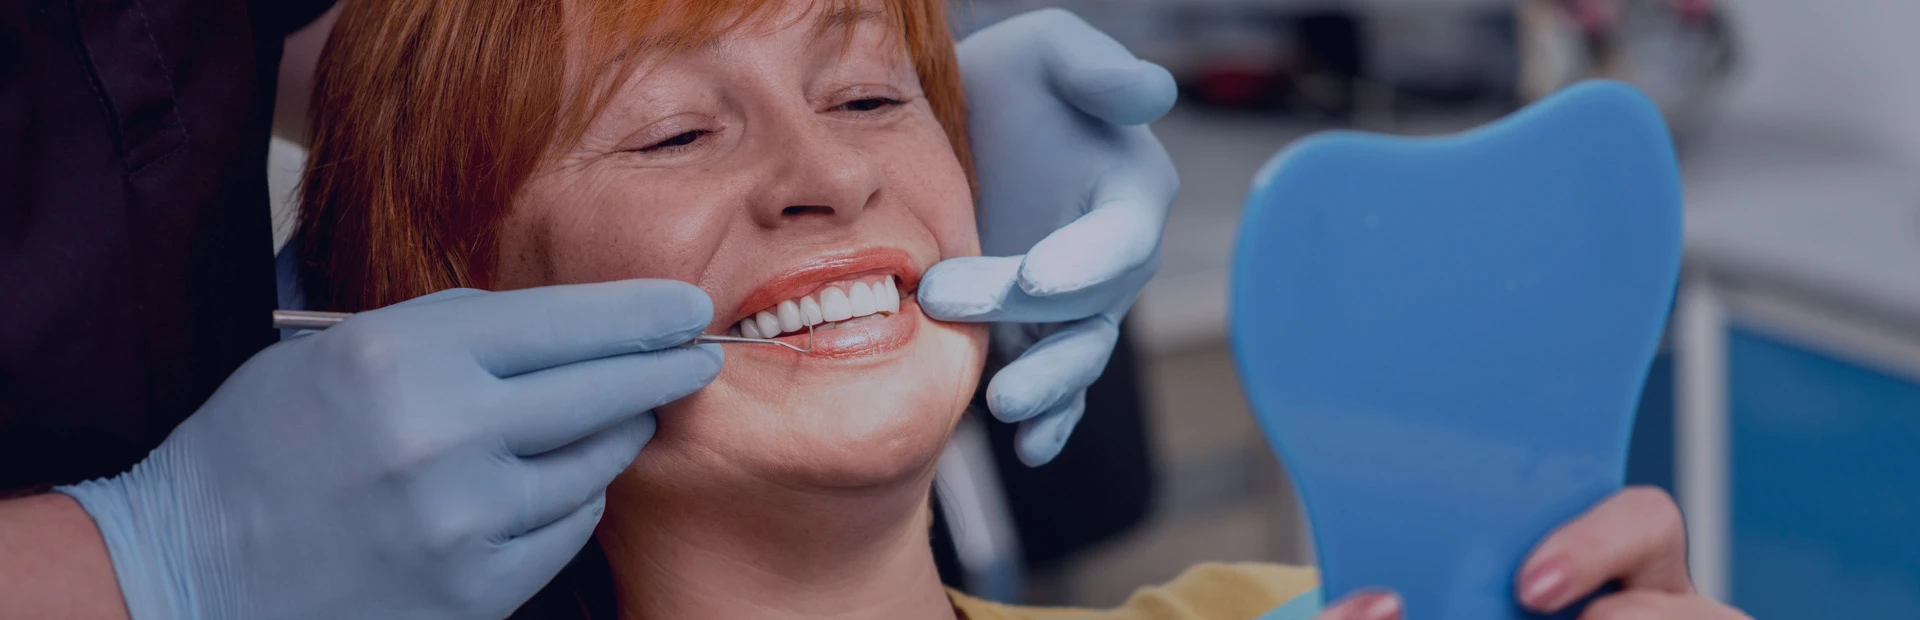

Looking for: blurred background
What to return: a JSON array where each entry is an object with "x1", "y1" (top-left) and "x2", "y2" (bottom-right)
[
  {"x1": 267, "y1": 1, "x2": 1919, "y2": 617},
  {"x1": 931, "y1": 1, "x2": 1919, "y2": 618}
]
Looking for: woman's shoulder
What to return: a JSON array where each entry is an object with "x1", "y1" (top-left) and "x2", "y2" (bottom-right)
[{"x1": 950, "y1": 562, "x2": 1320, "y2": 620}]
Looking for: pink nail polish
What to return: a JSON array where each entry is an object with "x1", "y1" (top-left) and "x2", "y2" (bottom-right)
[
  {"x1": 1520, "y1": 559, "x2": 1569, "y2": 608},
  {"x1": 1362, "y1": 595, "x2": 1402, "y2": 620}
]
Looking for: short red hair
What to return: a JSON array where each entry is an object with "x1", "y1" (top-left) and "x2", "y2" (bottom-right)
[{"x1": 297, "y1": 0, "x2": 971, "y2": 312}]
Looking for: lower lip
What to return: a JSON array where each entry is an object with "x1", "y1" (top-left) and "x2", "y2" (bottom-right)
[{"x1": 747, "y1": 298, "x2": 923, "y2": 359}]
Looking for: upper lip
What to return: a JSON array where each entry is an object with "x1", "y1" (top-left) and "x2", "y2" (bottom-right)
[{"x1": 725, "y1": 247, "x2": 921, "y2": 329}]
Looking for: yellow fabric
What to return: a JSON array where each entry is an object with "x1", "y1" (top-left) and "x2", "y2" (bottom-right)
[{"x1": 949, "y1": 563, "x2": 1319, "y2": 620}]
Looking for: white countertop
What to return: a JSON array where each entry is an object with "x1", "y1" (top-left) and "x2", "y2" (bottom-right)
[{"x1": 1680, "y1": 121, "x2": 1920, "y2": 332}]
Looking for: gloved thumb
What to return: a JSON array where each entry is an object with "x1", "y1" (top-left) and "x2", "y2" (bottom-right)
[
  {"x1": 1032, "y1": 10, "x2": 1177, "y2": 125},
  {"x1": 1052, "y1": 60, "x2": 1176, "y2": 127}
]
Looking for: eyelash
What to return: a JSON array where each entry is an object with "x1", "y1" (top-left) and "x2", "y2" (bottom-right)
[
  {"x1": 835, "y1": 97, "x2": 906, "y2": 113},
  {"x1": 633, "y1": 98, "x2": 903, "y2": 153},
  {"x1": 637, "y1": 129, "x2": 712, "y2": 153}
]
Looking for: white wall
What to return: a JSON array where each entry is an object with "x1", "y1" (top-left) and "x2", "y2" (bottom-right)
[{"x1": 1720, "y1": 0, "x2": 1920, "y2": 166}]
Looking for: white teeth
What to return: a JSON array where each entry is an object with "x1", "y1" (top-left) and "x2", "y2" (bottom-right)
[
  {"x1": 776, "y1": 300, "x2": 802, "y2": 334},
  {"x1": 848, "y1": 282, "x2": 876, "y2": 316},
  {"x1": 754, "y1": 311, "x2": 780, "y2": 340},
  {"x1": 800, "y1": 296, "x2": 823, "y2": 325},
  {"x1": 733, "y1": 276, "x2": 905, "y2": 338},
  {"x1": 819, "y1": 286, "x2": 853, "y2": 322}
]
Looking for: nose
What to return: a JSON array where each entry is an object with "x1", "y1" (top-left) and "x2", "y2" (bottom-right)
[{"x1": 746, "y1": 116, "x2": 885, "y2": 228}]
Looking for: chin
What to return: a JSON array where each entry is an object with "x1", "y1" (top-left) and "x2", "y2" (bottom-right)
[{"x1": 639, "y1": 309, "x2": 987, "y2": 493}]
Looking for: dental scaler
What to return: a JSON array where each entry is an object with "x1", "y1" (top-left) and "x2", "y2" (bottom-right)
[{"x1": 272, "y1": 310, "x2": 816, "y2": 353}]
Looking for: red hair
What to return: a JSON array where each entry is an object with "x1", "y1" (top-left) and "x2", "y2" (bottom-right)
[
  {"x1": 298, "y1": 3, "x2": 971, "y2": 616},
  {"x1": 297, "y1": 0, "x2": 971, "y2": 312}
]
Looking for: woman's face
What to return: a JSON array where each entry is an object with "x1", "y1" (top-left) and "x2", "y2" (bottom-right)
[{"x1": 497, "y1": 0, "x2": 986, "y2": 491}]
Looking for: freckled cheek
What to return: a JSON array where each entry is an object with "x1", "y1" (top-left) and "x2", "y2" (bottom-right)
[
  {"x1": 537, "y1": 186, "x2": 734, "y2": 284},
  {"x1": 883, "y1": 143, "x2": 979, "y2": 258},
  {"x1": 926, "y1": 201, "x2": 981, "y2": 260}
]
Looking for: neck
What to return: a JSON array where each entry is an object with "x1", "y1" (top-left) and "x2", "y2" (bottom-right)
[{"x1": 597, "y1": 469, "x2": 957, "y2": 620}]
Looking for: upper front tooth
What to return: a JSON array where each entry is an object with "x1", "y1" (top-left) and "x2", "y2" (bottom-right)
[
  {"x1": 754, "y1": 311, "x2": 780, "y2": 339},
  {"x1": 848, "y1": 282, "x2": 876, "y2": 316},
  {"x1": 882, "y1": 277, "x2": 900, "y2": 313},
  {"x1": 799, "y1": 296, "x2": 823, "y2": 326},
  {"x1": 820, "y1": 286, "x2": 853, "y2": 322},
  {"x1": 776, "y1": 300, "x2": 803, "y2": 333}
]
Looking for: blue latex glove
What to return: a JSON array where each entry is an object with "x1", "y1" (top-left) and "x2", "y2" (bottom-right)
[
  {"x1": 58, "y1": 280, "x2": 721, "y2": 620},
  {"x1": 921, "y1": 9, "x2": 1179, "y2": 466}
]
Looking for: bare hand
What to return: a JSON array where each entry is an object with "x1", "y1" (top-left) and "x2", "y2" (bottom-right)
[
  {"x1": 1311, "y1": 487, "x2": 1752, "y2": 620},
  {"x1": 1516, "y1": 486, "x2": 1751, "y2": 619},
  {"x1": 1312, "y1": 591, "x2": 1403, "y2": 620}
]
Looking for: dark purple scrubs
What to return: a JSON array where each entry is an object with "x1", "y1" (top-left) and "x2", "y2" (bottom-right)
[{"x1": 0, "y1": 0, "x2": 334, "y2": 492}]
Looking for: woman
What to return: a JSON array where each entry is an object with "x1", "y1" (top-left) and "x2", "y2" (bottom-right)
[{"x1": 298, "y1": 0, "x2": 1749, "y2": 618}]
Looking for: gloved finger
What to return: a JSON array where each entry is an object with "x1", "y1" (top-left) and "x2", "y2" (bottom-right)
[
  {"x1": 1013, "y1": 392, "x2": 1086, "y2": 467},
  {"x1": 986, "y1": 317, "x2": 1120, "y2": 423},
  {"x1": 421, "y1": 279, "x2": 713, "y2": 378},
  {"x1": 498, "y1": 345, "x2": 720, "y2": 456},
  {"x1": 311, "y1": 287, "x2": 485, "y2": 333},
  {"x1": 918, "y1": 256, "x2": 1128, "y2": 324},
  {"x1": 496, "y1": 491, "x2": 608, "y2": 607},
  {"x1": 918, "y1": 255, "x2": 1023, "y2": 321},
  {"x1": 1019, "y1": 169, "x2": 1173, "y2": 300},
  {"x1": 1029, "y1": 10, "x2": 1177, "y2": 125},
  {"x1": 508, "y1": 414, "x2": 654, "y2": 536}
]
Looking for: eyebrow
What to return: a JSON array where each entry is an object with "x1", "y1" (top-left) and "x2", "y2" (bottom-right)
[{"x1": 809, "y1": 6, "x2": 886, "y2": 41}]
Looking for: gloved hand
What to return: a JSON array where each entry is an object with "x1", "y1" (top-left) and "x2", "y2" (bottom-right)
[
  {"x1": 921, "y1": 9, "x2": 1179, "y2": 466},
  {"x1": 58, "y1": 280, "x2": 721, "y2": 620}
]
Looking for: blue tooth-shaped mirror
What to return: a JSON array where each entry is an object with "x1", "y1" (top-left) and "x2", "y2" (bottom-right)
[{"x1": 1230, "y1": 81, "x2": 1682, "y2": 620}]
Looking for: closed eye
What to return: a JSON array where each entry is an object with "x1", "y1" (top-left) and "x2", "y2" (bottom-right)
[
  {"x1": 834, "y1": 97, "x2": 905, "y2": 113},
  {"x1": 638, "y1": 130, "x2": 711, "y2": 153}
]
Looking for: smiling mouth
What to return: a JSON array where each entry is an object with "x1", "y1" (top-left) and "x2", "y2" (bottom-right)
[{"x1": 729, "y1": 274, "x2": 905, "y2": 339}]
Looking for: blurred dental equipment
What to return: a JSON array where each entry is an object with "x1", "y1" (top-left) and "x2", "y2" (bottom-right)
[
  {"x1": 271, "y1": 310, "x2": 817, "y2": 353},
  {"x1": 1516, "y1": 0, "x2": 1735, "y2": 136}
]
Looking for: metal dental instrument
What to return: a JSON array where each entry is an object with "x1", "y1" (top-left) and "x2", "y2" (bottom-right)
[
  {"x1": 272, "y1": 310, "x2": 816, "y2": 353},
  {"x1": 682, "y1": 326, "x2": 815, "y2": 353}
]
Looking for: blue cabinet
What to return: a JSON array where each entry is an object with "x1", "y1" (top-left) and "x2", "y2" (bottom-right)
[
  {"x1": 1627, "y1": 353, "x2": 1676, "y2": 493},
  {"x1": 1726, "y1": 328, "x2": 1920, "y2": 618}
]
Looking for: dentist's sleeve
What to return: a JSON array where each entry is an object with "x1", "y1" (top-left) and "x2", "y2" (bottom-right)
[{"x1": 919, "y1": 9, "x2": 1180, "y2": 466}]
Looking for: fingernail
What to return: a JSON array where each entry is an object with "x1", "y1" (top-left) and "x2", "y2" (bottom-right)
[
  {"x1": 1360, "y1": 594, "x2": 1402, "y2": 620},
  {"x1": 1520, "y1": 557, "x2": 1570, "y2": 609}
]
